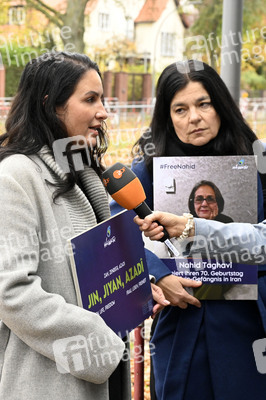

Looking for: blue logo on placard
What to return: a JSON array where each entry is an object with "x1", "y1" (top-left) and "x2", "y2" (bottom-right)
[
  {"x1": 232, "y1": 158, "x2": 248, "y2": 170},
  {"x1": 104, "y1": 225, "x2": 116, "y2": 248}
]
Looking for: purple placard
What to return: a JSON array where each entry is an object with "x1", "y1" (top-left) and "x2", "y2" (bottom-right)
[
  {"x1": 161, "y1": 258, "x2": 258, "y2": 300},
  {"x1": 69, "y1": 210, "x2": 153, "y2": 337}
]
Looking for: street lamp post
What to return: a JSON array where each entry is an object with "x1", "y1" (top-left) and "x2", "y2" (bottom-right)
[{"x1": 220, "y1": 0, "x2": 244, "y2": 105}]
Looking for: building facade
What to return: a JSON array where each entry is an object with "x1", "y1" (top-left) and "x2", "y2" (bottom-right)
[{"x1": 0, "y1": 0, "x2": 197, "y2": 99}]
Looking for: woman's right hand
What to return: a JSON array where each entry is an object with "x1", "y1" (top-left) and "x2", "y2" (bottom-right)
[
  {"x1": 156, "y1": 274, "x2": 202, "y2": 309},
  {"x1": 134, "y1": 211, "x2": 194, "y2": 240}
]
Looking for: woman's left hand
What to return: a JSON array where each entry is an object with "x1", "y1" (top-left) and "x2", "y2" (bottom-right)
[{"x1": 151, "y1": 282, "x2": 170, "y2": 318}]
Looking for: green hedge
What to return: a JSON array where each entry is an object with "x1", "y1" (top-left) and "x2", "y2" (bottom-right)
[{"x1": 1, "y1": 45, "x2": 44, "y2": 97}]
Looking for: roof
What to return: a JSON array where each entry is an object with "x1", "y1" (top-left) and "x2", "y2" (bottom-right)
[
  {"x1": 135, "y1": 0, "x2": 169, "y2": 23},
  {"x1": 84, "y1": 0, "x2": 99, "y2": 14}
]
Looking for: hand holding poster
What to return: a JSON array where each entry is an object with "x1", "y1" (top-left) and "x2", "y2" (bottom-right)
[{"x1": 68, "y1": 210, "x2": 153, "y2": 337}]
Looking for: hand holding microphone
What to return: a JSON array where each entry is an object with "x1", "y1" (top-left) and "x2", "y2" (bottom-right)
[{"x1": 102, "y1": 162, "x2": 180, "y2": 256}]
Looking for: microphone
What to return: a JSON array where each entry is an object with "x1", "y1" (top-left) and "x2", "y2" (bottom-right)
[{"x1": 102, "y1": 162, "x2": 179, "y2": 256}]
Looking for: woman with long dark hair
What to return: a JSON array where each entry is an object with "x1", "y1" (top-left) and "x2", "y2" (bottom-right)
[
  {"x1": 0, "y1": 51, "x2": 128, "y2": 400},
  {"x1": 0, "y1": 52, "x2": 167, "y2": 400},
  {"x1": 112, "y1": 59, "x2": 265, "y2": 400}
]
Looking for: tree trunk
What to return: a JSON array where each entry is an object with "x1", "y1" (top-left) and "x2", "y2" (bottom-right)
[{"x1": 61, "y1": 0, "x2": 88, "y2": 53}]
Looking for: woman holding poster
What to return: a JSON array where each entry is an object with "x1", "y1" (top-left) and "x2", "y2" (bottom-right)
[
  {"x1": 112, "y1": 59, "x2": 266, "y2": 400},
  {"x1": 0, "y1": 51, "x2": 168, "y2": 400}
]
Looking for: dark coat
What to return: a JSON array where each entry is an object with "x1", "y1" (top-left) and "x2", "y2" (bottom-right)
[{"x1": 112, "y1": 159, "x2": 266, "y2": 400}]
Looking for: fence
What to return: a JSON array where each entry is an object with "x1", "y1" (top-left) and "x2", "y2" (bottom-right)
[
  {"x1": 1, "y1": 96, "x2": 266, "y2": 167},
  {"x1": 1, "y1": 95, "x2": 266, "y2": 179},
  {"x1": 104, "y1": 98, "x2": 154, "y2": 164},
  {"x1": 1, "y1": 95, "x2": 265, "y2": 127},
  {"x1": 0, "y1": 97, "x2": 13, "y2": 120},
  {"x1": 104, "y1": 98, "x2": 155, "y2": 126},
  {"x1": 103, "y1": 97, "x2": 266, "y2": 167},
  {"x1": 239, "y1": 97, "x2": 266, "y2": 136}
]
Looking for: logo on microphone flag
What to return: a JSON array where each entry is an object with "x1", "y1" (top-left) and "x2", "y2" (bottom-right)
[{"x1": 113, "y1": 167, "x2": 126, "y2": 179}]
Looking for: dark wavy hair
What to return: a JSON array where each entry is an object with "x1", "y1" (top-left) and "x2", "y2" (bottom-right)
[
  {"x1": 188, "y1": 180, "x2": 224, "y2": 217},
  {"x1": 133, "y1": 59, "x2": 258, "y2": 172},
  {"x1": 0, "y1": 51, "x2": 108, "y2": 199}
]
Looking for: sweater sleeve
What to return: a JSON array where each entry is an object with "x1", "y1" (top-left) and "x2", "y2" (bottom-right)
[
  {"x1": 193, "y1": 217, "x2": 266, "y2": 265},
  {"x1": 194, "y1": 217, "x2": 266, "y2": 332}
]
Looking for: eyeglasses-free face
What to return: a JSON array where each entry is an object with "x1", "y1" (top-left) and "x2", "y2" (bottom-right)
[
  {"x1": 170, "y1": 81, "x2": 221, "y2": 147},
  {"x1": 56, "y1": 69, "x2": 108, "y2": 149},
  {"x1": 193, "y1": 185, "x2": 219, "y2": 220}
]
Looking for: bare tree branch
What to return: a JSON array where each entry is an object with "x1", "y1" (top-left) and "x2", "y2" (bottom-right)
[
  {"x1": 24, "y1": 0, "x2": 91, "y2": 51},
  {"x1": 25, "y1": 0, "x2": 64, "y2": 27}
]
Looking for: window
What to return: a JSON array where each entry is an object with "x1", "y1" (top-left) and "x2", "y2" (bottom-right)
[
  {"x1": 161, "y1": 32, "x2": 176, "y2": 57},
  {"x1": 98, "y1": 13, "x2": 110, "y2": 31},
  {"x1": 8, "y1": 6, "x2": 26, "y2": 25},
  {"x1": 125, "y1": 17, "x2": 134, "y2": 41}
]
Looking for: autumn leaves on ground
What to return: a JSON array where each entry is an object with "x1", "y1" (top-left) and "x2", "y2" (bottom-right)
[
  {"x1": 131, "y1": 356, "x2": 151, "y2": 400},
  {"x1": 130, "y1": 319, "x2": 152, "y2": 400}
]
